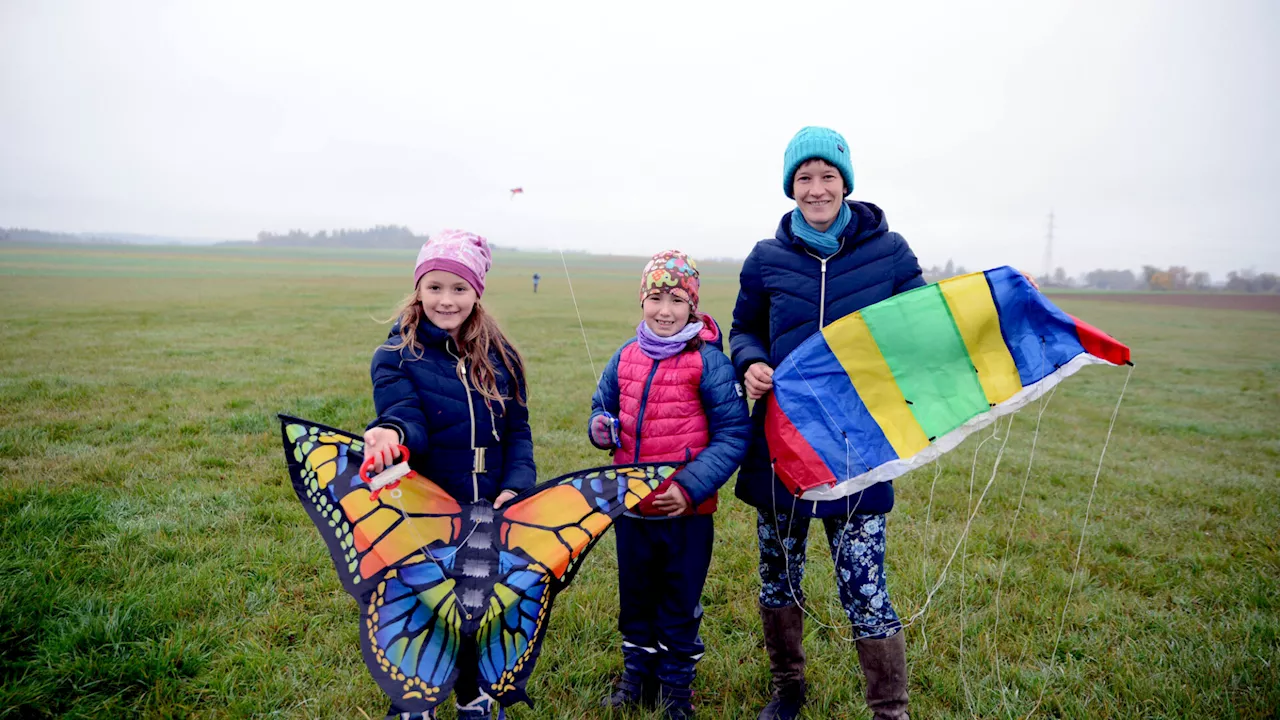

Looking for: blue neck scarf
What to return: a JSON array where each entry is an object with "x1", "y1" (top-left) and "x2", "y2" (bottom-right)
[
  {"x1": 790, "y1": 201, "x2": 851, "y2": 256},
  {"x1": 636, "y1": 319, "x2": 704, "y2": 360}
]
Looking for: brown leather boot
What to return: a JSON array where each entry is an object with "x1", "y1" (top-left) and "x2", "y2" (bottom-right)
[
  {"x1": 757, "y1": 603, "x2": 806, "y2": 720},
  {"x1": 856, "y1": 631, "x2": 909, "y2": 720}
]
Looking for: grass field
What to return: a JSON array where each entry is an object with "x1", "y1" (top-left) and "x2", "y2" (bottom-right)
[{"x1": 1, "y1": 243, "x2": 1277, "y2": 719}]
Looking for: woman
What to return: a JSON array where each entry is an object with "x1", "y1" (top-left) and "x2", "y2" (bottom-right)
[{"x1": 730, "y1": 126, "x2": 919, "y2": 720}]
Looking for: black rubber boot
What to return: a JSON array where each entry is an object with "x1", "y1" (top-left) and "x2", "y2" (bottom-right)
[
  {"x1": 658, "y1": 683, "x2": 695, "y2": 720},
  {"x1": 604, "y1": 645, "x2": 657, "y2": 710}
]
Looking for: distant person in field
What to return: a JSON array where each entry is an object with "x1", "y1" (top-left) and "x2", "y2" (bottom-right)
[
  {"x1": 729, "y1": 127, "x2": 923, "y2": 720},
  {"x1": 532, "y1": 272, "x2": 540, "y2": 293},
  {"x1": 363, "y1": 229, "x2": 533, "y2": 720},
  {"x1": 587, "y1": 250, "x2": 750, "y2": 720}
]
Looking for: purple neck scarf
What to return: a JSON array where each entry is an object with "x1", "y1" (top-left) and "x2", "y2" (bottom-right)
[{"x1": 636, "y1": 320, "x2": 704, "y2": 360}]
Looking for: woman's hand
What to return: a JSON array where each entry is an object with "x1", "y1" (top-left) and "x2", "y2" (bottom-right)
[
  {"x1": 362, "y1": 427, "x2": 401, "y2": 474},
  {"x1": 744, "y1": 362, "x2": 774, "y2": 400},
  {"x1": 493, "y1": 490, "x2": 517, "y2": 509},
  {"x1": 650, "y1": 483, "x2": 691, "y2": 516}
]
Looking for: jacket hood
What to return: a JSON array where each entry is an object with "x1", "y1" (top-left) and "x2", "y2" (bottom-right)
[{"x1": 697, "y1": 312, "x2": 724, "y2": 351}]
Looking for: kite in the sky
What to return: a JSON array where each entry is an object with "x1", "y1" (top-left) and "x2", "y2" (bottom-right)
[
  {"x1": 509, "y1": 187, "x2": 524, "y2": 199},
  {"x1": 278, "y1": 415, "x2": 678, "y2": 715},
  {"x1": 765, "y1": 266, "x2": 1132, "y2": 499}
]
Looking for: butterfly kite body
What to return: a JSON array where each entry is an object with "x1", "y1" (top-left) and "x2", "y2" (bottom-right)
[
  {"x1": 766, "y1": 266, "x2": 1132, "y2": 500},
  {"x1": 279, "y1": 415, "x2": 677, "y2": 713}
]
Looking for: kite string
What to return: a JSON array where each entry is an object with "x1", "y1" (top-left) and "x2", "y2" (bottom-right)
[
  {"x1": 1023, "y1": 363, "x2": 1133, "y2": 720},
  {"x1": 992, "y1": 383, "x2": 1058, "y2": 715},
  {"x1": 899, "y1": 412, "x2": 1015, "y2": 630},
  {"x1": 766, "y1": 410, "x2": 1015, "y2": 644},
  {"x1": 557, "y1": 247, "x2": 598, "y2": 381},
  {"x1": 961, "y1": 416, "x2": 1011, "y2": 715},
  {"x1": 767, "y1": 355, "x2": 1022, "y2": 644},
  {"x1": 382, "y1": 480, "x2": 484, "y2": 591},
  {"x1": 918, "y1": 460, "x2": 943, "y2": 653},
  {"x1": 771, "y1": 486, "x2": 896, "y2": 641},
  {"x1": 762, "y1": 335, "x2": 1134, "y2": 716},
  {"x1": 960, "y1": 416, "x2": 1005, "y2": 716}
]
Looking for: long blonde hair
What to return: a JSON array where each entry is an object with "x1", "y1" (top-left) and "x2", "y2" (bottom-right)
[{"x1": 384, "y1": 291, "x2": 527, "y2": 407}]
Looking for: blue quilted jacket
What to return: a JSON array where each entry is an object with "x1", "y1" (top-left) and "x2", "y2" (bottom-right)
[
  {"x1": 369, "y1": 320, "x2": 536, "y2": 503},
  {"x1": 729, "y1": 200, "x2": 926, "y2": 518}
]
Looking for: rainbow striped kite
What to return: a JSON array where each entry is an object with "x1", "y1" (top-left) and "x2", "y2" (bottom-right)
[{"x1": 765, "y1": 266, "x2": 1131, "y2": 500}]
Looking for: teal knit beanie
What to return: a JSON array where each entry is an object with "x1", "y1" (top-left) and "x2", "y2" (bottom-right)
[{"x1": 783, "y1": 126, "x2": 854, "y2": 199}]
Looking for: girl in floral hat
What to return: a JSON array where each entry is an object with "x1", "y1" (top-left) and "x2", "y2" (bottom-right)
[
  {"x1": 364, "y1": 229, "x2": 533, "y2": 720},
  {"x1": 587, "y1": 250, "x2": 750, "y2": 719}
]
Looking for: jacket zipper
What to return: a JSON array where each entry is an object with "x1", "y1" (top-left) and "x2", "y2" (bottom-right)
[
  {"x1": 816, "y1": 254, "x2": 830, "y2": 513},
  {"x1": 805, "y1": 238, "x2": 843, "y2": 512},
  {"x1": 632, "y1": 359, "x2": 662, "y2": 463},
  {"x1": 804, "y1": 238, "x2": 842, "y2": 329},
  {"x1": 448, "y1": 344, "x2": 481, "y2": 502},
  {"x1": 819, "y1": 257, "x2": 828, "y2": 327}
]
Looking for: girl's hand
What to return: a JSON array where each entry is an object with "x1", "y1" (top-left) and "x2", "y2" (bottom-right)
[
  {"x1": 590, "y1": 414, "x2": 618, "y2": 448},
  {"x1": 744, "y1": 362, "x2": 774, "y2": 400},
  {"x1": 650, "y1": 483, "x2": 691, "y2": 516},
  {"x1": 362, "y1": 427, "x2": 401, "y2": 474},
  {"x1": 493, "y1": 490, "x2": 517, "y2": 509}
]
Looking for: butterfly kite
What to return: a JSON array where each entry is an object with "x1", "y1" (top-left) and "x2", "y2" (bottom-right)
[
  {"x1": 766, "y1": 266, "x2": 1132, "y2": 499},
  {"x1": 278, "y1": 415, "x2": 678, "y2": 714},
  {"x1": 509, "y1": 187, "x2": 524, "y2": 200}
]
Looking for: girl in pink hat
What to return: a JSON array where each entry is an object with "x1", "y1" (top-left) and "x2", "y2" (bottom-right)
[{"x1": 363, "y1": 229, "x2": 533, "y2": 720}]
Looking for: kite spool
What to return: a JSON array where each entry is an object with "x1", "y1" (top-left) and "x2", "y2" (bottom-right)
[{"x1": 359, "y1": 445, "x2": 411, "y2": 500}]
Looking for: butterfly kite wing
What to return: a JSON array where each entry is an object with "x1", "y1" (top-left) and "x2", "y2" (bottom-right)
[
  {"x1": 766, "y1": 267, "x2": 1132, "y2": 500},
  {"x1": 358, "y1": 552, "x2": 465, "y2": 712},
  {"x1": 278, "y1": 414, "x2": 467, "y2": 714},
  {"x1": 278, "y1": 414, "x2": 463, "y2": 596},
  {"x1": 475, "y1": 463, "x2": 679, "y2": 706}
]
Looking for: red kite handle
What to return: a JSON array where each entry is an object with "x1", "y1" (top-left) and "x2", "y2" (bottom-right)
[{"x1": 360, "y1": 445, "x2": 410, "y2": 500}]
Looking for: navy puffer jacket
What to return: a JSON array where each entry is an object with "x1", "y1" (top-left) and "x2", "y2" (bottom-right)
[
  {"x1": 730, "y1": 201, "x2": 926, "y2": 518},
  {"x1": 369, "y1": 320, "x2": 536, "y2": 503}
]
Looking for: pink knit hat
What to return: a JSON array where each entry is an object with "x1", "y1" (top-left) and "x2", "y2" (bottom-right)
[{"x1": 413, "y1": 230, "x2": 492, "y2": 297}]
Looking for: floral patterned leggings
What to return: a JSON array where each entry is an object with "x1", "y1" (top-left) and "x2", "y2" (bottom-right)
[{"x1": 757, "y1": 509, "x2": 902, "y2": 640}]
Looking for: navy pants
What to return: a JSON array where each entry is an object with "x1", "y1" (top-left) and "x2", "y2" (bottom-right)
[
  {"x1": 615, "y1": 514, "x2": 714, "y2": 688},
  {"x1": 757, "y1": 509, "x2": 902, "y2": 640}
]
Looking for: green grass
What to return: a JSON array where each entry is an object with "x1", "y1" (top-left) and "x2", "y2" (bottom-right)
[{"x1": 1, "y1": 243, "x2": 1277, "y2": 719}]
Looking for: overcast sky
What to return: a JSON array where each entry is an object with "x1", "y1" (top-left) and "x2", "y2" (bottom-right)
[{"x1": 2, "y1": 0, "x2": 1276, "y2": 277}]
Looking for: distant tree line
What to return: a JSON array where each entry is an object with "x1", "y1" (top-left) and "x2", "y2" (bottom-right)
[
  {"x1": 922, "y1": 258, "x2": 969, "y2": 282},
  {"x1": 922, "y1": 258, "x2": 1277, "y2": 294},
  {"x1": 1222, "y1": 269, "x2": 1279, "y2": 294},
  {"x1": 254, "y1": 225, "x2": 427, "y2": 248},
  {"x1": 1137, "y1": 265, "x2": 1276, "y2": 293},
  {"x1": 0, "y1": 227, "x2": 119, "y2": 244}
]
